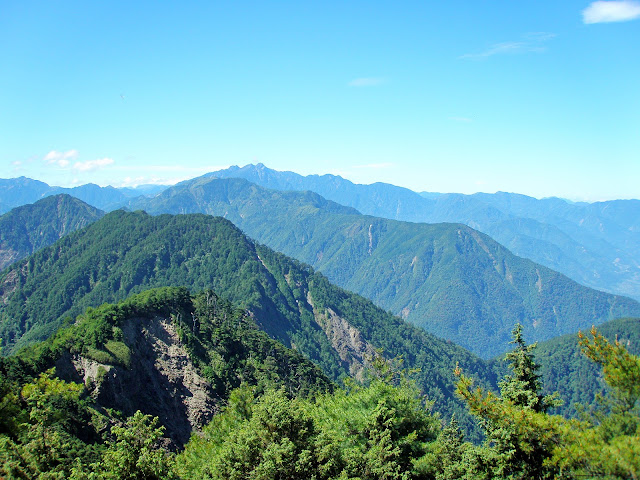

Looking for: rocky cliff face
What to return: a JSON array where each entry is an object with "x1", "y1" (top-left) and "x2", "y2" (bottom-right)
[
  {"x1": 56, "y1": 316, "x2": 218, "y2": 449},
  {"x1": 307, "y1": 292, "x2": 376, "y2": 381}
]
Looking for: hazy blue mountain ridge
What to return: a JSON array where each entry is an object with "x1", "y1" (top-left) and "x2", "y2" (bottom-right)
[
  {"x1": 207, "y1": 164, "x2": 640, "y2": 301},
  {"x1": 0, "y1": 176, "x2": 165, "y2": 213}
]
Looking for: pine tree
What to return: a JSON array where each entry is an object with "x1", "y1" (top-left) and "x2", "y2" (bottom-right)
[
  {"x1": 499, "y1": 324, "x2": 559, "y2": 413},
  {"x1": 455, "y1": 324, "x2": 562, "y2": 480}
]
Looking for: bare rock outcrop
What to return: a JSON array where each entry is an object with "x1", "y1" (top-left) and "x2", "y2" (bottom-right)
[
  {"x1": 56, "y1": 316, "x2": 217, "y2": 449},
  {"x1": 307, "y1": 292, "x2": 376, "y2": 380}
]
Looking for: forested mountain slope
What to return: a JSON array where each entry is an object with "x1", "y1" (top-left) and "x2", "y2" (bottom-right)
[
  {"x1": 208, "y1": 163, "x2": 640, "y2": 302},
  {"x1": 0, "y1": 194, "x2": 104, "y2": 271},
  {"x1": 3, "y1": 286, "x2": 332, "y2": 449},
  {"x1": 0, "y1": 210, "x2": 495, "y2": 436},
  {"x1": 131, "y1": 176, "x2": 640, "y2": 358},
  {"x1": 532, "y1": 316, "x2": 640, "y2": 417}
]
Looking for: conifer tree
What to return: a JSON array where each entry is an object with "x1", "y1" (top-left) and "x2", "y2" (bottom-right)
[
  {"x1": 499, "y1": 324, "x2": 559, "y2": 413},
  {"x1": 455, "y1": 324, "x2": 562, "y2": 480}
]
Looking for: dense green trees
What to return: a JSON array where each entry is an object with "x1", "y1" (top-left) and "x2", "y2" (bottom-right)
[
  {"x1": 1, "y1": 298, "x2": 639, "y2": 478},
  {"x1": 73, "y1": 411, "x2": 174, "y2": 480},
  {"x1": 175, "y1": 374, "x2": 439, "y2": 479},
  {"x1": 0, "y1": 286, "x2": 332, "y2": 478},
  {"x1": 0, "y1": 210, "x2": 495, "y2": 437},
  {"x1": 0, "y1": 370, "x2": 101, "y2": 479},
  {"x1": 454, "y1": 325, "x2": 640, "y2": 479}
]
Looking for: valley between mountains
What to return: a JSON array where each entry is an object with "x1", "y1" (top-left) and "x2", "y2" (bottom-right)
[{"x1": 1, "y1": 167, "x2": 639, "y2": 478}]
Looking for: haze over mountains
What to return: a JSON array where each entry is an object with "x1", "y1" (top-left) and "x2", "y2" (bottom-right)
[
  {"x1": 207, "y1": 164, "x2": 640, "y2": 302},
  {"x1": 4, "y1": 163, "x2": 638, "y2": 305},
  {"x1": 0, "y1": 176, "x2": 165, "y2": 213}
]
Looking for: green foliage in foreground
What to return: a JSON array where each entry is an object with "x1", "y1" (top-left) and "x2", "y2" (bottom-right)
[
  {"x1": 535, "y1": 316, "x2": 640, "y2": 418},
  {"x1": 2, "y1": 315, "x2": 639, "y2": 478},
  {"x1": 175, "y1": 368, "x2": 440, "y2": 480},
  {"x1": 454, "y1": 325, "x2": 640, "y2": 479},
  {"x1": 176, "y1": 325, "x2": 640, "y2": 480},
  {"x1": 0, "y1": 286, "x2": 333, "y2": 478}
]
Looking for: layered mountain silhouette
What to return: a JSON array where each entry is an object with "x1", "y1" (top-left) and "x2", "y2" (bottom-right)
[
  {"x1": 0, "y1": 176, "x2": 164, "y2": 213},
  {"x1": 207, "y1": 164, "x2": 640, "y2": 302}
]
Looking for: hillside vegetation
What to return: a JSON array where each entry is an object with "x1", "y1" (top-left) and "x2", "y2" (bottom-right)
[
  {"x1": 0, "y1": 286, "x2": 333, "y2": 476},
  {"x1": 3, "y1": 293, "x2": 638, "y2": 479},
  {"x1": 0, "y1": 210, "x2": 495, "y2": 436},
  {"x1": 533, "y1": 316, "x2": 640, "y2": 418},
  {"x1": 0, "y1": 194, "x2": 104, "y2": 271}
]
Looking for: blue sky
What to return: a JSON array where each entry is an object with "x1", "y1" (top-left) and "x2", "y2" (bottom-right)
[{"x1": 1, "y1": 1, "x2": 638, "y2": 201}]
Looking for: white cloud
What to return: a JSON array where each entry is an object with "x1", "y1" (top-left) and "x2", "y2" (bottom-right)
[
  {"x1": 44, "y1": 149, "x2": 78, "y2": 167},
  {"x1": 461, "y1": 32, "x2": 556, "y2": 59},
  {"x1": 12, "y1": 160, "x2": 22, "y2": 166},
  {"x1": 73, "y1": 157, "x2": 114, "y2": 172},
  {"x1": 583, "y1": 1, "x2": 640, "y2": 23},
  {"x1": 118, "y1": 175, "x2": 168, "y2": 187},
  {"x1": 348, "y1": 77, "x2": 386, "y2": 87}
]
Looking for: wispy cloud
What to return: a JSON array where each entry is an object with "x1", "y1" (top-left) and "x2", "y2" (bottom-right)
[
  {"x1": 582, "y1": 0, "x2": 640, "y2": 23},
  {"x1": 119, "y1": 176, "x2": 167, "y2": 187},
  {"x1": 348, "y1": 77, "x2": 386, "y2": 87},
  {"x1": 43, "y1": 149, "x2": 116, "y2": 172},
  {"x1": 44, "y1": 149, "x2": 78, "y2": 167},
  {"x1": 73, "y1": 157, "x2": 114, "y2": 172},
  {"x1": 460, "y1": 32, "x2": 556, "y2": 60}
]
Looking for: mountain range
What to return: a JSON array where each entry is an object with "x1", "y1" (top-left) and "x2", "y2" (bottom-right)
[
  {"x1": 2, "y1": 178, "x2": 639, "y2": 360},
  {"x1": 0, "y1": 209, "x2": 497, "y2": 437},
  {"x1": 129, "y1": 176, "x2": 640, "y2": 358},
  {"x1": 1, "y1": 190, "x2": 638, "y2": 445},
  {"x1": 3, "y1": 165, "x2": 639, "y2": 304},
  {"x1": 207, "y1": 164, "x2": 640, "y2": 302},
  {"x1": 0, "y1": 176, "x2": 165, "y2": 213}
]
